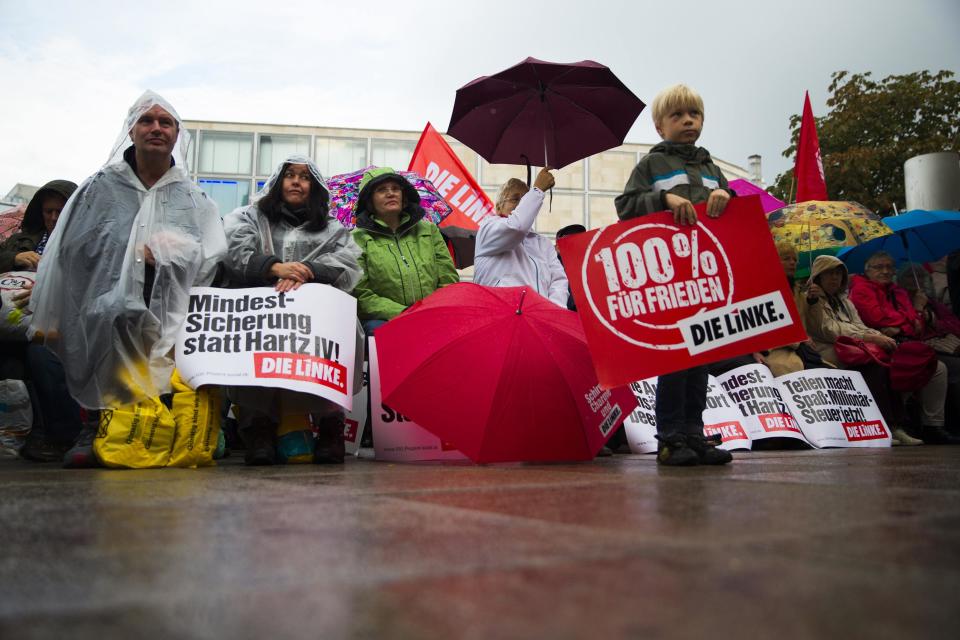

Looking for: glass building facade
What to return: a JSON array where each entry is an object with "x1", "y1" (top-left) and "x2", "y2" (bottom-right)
[{"x1": 183, "y1": 120, "x2": 751, "y2": 234}]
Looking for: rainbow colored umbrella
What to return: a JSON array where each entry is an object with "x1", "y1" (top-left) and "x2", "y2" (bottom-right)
[{"x1": 326, "y1": 166, "x2": 452, "y2": 229}]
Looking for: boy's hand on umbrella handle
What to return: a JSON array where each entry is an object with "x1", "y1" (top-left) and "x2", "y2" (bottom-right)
[
  {"x1": 706, "y1": 189, "x2": 731, "y2": 217},
  {"x1": 533, "y1": 168, "x2": 555, "y2": 192},
  {"x1": 665, "y1": 193, "x2": 697, "y2": 225}
]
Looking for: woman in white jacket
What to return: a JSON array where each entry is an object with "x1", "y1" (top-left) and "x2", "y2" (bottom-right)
[{"x1": 473, "y1": 169, "x2": 569, "y2": 307}]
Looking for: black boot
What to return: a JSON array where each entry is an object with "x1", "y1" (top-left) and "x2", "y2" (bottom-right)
[
  {"x1": 243, "y1": 419, "x2": 276, "y2": 466},
  {"x1": 313, "y1": 411, "x2": 346, "y2": 464},
  {"x1": 921, "y1": 424, "x2": 960, "y2": 445},
  {"x1": 686, "y1": 433, "x2": 733, "y2": 465},
  {"x1": 21, "y1": 429, "x2": 71, "y2": 462},
  {"x1": 655, "y1": 434, "x2": 699, "y2": 466}
]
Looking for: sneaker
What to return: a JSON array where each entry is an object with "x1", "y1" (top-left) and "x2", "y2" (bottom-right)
[
  {"x1": 313, "y1": 412, "x2": 346, "y2": 464},
  {"x1": 62, "y1": 422, "x2": 100, "y2": 468},
  {"x1": 655, "y1": 434, "x2": 699, "y2": 466},
  {"x1": 686, "y1": 433, "x2": 733, "y2": 465},
  {"x1": 891, "y1": 427, "x2": 923, "y2": 446},
  {"x1": 21, "y1": 431, "x2": 71, "y2": 462},
  {"x1": 921, "y1": 424, "x2": 960, "y2": 445},
  {"x1": 243, "y1": 426, "x2": 276, "y2": 466}
]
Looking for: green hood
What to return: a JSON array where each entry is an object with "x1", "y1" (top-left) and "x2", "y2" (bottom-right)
[{"x1": 354, "y1": 167, "x2": 424, "y2": 234}]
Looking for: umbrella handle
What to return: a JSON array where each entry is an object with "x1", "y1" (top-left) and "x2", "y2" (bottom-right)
[
  {"x1": 521, "y1": 154, "x2": 531, "y2": 187},
  {"x1": 516, "y1": 289, "x2": 527, "y2": 315}
]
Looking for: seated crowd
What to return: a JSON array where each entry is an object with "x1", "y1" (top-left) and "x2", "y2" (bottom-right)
[{"x1": 2, "y1": 90, "x2": 959, "y2": 469}]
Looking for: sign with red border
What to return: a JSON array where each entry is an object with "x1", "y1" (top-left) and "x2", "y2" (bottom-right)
[{"x1": 558, "y1": 196, "x2": 806, "y2": 387}]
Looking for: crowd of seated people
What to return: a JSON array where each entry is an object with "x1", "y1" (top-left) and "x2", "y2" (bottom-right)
[{"x1": 3, "y1": 90, "x2": 958, "y2": 469}]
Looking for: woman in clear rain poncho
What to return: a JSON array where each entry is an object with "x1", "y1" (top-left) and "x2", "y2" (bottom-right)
[
  {"x1": 224, "y1": 154, "x2": 362, "y2": 465},
  {"x1": 29, "y1": 91, "x2": 227, "y2": 420}
]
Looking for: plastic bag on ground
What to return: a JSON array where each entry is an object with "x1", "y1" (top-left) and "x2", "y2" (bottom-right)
[
  {"x1": 0, "y1": 379, "x2": 32, "y2": 457},
  {"x1": 94, "y1": 397, "x2": 175, "y2": 469}
]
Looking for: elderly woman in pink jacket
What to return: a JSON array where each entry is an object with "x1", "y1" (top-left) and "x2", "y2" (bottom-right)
[{"x1": 473, "y1": 168, "x2": 569, "y2": 307}]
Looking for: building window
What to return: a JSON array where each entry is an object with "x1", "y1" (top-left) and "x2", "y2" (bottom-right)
[
  {"x1": 588, "y1": 195, "x2": 619, "y2": 229},
  {"x1": 198, "y1": 178, "x2": 251, "y2": 216},
  {"x1": 315, "y1": 138, "x2": 367, "y2": 177},
  {"x1": 258, "y1": 135, "x2": 311, "y2": 176},
  {"x1": 533, "y1": 193, "x2": 585, "y2": 234},
  {"x1": 589, "y1": 151, "x2": 639, "y2": 192},
  {"x1": 184, "y1": 129, "x2": 197, "y2": 173},
  {"x1": 197, "y1": 131, "x2": 254, "y2": 175},
  {"x1": 371, "y1": 139, "x2": 415, "y2": 171},
  {"x1": 553, "y1": 161, "x2": 585, "y2": 190},
  {"x1": 480, "y1": 161, "x2": 528, "y2": 190}
]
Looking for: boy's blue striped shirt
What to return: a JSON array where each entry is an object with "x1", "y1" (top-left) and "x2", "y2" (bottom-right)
[{"x1": 651, "y1": 169, "x2": 689, "y2": 192}]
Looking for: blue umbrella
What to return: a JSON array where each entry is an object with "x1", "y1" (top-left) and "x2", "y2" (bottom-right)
[{"x1": 838, "y1": 210, "x2": 960, "y2": 274}]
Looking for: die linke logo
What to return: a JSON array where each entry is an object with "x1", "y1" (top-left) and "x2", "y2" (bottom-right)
[
  {"x1": 254, "y1": 352, "x2": 347, "y2": 393},
  {"x1": 580, "y1": 221, "x2": 791, "y2": 355},
  {"x1": 842, "y1": 420, "x2": 889, "y2": 442},
  {"x1": 759, "y1": 413, "x2": 802, "y2": 433},
  {"x1": 704, "y1": 421, "x2": 747, "y2": 442},
  {"x1": 344, "y1": 417, "x2": 360, "y2": 444}
]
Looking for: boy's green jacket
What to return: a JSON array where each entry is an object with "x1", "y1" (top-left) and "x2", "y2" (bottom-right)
[
  {"x1": 351, "y1": 167, "x2": 459, "y2": 321},
  {"x1": 614, "y1": 142, "x2": 735, "y2": 219}
]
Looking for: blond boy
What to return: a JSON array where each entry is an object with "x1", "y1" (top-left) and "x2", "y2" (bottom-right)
[{"x1": 615, "y1": 84, "x2": 735, "y2": 466}]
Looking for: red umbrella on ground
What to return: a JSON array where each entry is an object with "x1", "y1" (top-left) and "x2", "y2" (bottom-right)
[
  {"x1": 447, "y1": 57, "x2": 645, "y2": 170},
  {"x1": 375, "y1": 283, "x2": 637, "y2": 463}
]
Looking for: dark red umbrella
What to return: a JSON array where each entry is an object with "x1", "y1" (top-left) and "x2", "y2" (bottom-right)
[
  {"x1": 375, "y1": 283, "x2": 637, "y2": 463},
  {"x1": 447, "y1": 57, "x2": 645, "y2": 170}
]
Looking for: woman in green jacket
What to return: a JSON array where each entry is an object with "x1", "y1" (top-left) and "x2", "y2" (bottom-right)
[{"x1": 352, "y1": 167, "x2": 458, "y2": 334}]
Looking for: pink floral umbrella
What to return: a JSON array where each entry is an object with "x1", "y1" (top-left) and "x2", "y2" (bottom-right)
[
  {"x1": 728, "y1": 179, "x2": 785, "y2": 214},
  {"x1": 326, "y1": 166, "x2": 452, "y2": 229},
  {"x1": 0, "y1": 205, "x2": 25, "y2": 241}
]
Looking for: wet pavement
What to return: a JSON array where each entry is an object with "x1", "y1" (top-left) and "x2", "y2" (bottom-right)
[{"x1": 1, "y1": 447, "x2": 959, "y2": 639}]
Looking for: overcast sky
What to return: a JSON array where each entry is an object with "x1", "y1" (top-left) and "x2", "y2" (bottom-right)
[{"x1": 1, "y1": 0, "x2": 957, "y2": 195}]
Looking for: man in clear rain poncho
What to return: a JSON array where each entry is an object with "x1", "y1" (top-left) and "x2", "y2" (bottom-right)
[
  {"x1": 29, "y1": 91, "x2": 227, "y2": 467},
  {"x1": 224, "y1": 153, "x2": 363, "y2": 465}
]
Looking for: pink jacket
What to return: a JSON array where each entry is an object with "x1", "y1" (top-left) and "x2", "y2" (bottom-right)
[{"x1": 848, "y1": 274, "x2": 924, "y2": 338}]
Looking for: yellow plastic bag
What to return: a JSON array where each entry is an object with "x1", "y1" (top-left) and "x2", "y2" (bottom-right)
[
  {"x1": 167, "y1": 370, "x2": 221, "y2": 469},
  {"x1": 94, "y1": 398, "x2": 176, "y2": 469}
]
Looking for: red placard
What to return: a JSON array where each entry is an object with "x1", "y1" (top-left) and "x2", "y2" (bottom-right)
[
  {"x1": 557, "y1": 196, "x2": 807, "y2": 388},
  {"x1": 408, "y1": 122, "x2": 494, "y2": 230}
]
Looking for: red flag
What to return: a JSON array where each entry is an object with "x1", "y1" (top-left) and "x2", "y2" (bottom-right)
[
  {"x1": 408, "y1": 123, "x2": 494, "y2": 230},
  {"x1": 794, "y1": 92, "x2": 828, "y2": 201}
]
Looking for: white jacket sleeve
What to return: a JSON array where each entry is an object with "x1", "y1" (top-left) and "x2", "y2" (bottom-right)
[
  {"x1": 474, "y1": 188, "x2": 545, "y2": 257},
  {"x1": 546, "y1": 246, "x2": 569, "y2": 307}
]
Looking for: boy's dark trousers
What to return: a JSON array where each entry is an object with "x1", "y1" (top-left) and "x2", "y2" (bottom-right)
[{"x1": 655, "y1": 365, "x2": 709, "y2": 437}]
